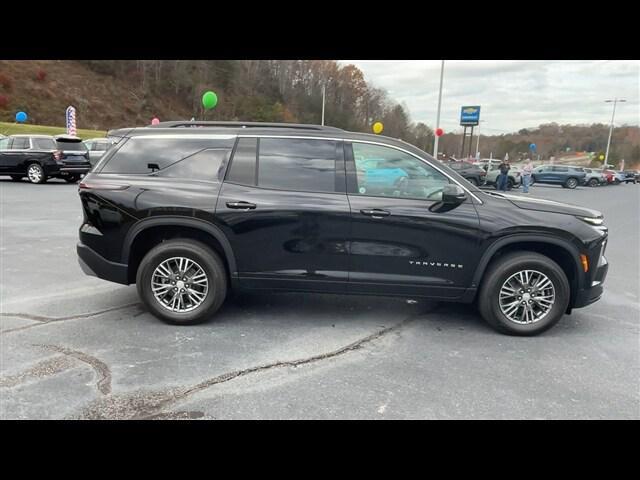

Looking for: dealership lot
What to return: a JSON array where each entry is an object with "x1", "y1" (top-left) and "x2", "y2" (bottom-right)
[{"x1": 1, "y1": 179, "x2": 638, "y2": 419}]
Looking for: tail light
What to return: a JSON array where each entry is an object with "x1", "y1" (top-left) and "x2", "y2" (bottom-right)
[{"x1": 53, "y1": 150, "x2": 62, "y2": 161}]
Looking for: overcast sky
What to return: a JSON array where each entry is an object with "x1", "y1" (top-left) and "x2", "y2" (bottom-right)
[{"x1": 338, "y1": 60, "x2": 640, "y2": 134}]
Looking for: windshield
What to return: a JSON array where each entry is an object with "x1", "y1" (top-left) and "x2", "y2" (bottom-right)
[{"x1": 56, "y1": 140, "x2": 88, "y2": 151}]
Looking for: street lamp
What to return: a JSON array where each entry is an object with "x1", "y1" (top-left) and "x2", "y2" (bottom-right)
[
  {"x1": 475, "y1": 120, "x2": 484, "y2": 159},
  {"x1": 321, "y1": 84, "x2": 326, "y2": 126},
  {"x1": 433, "y1": 60, "x2": 445, "y2": 159},
  {"x1": 604, "y1": 98, "x2": 626, "y2": 169}
]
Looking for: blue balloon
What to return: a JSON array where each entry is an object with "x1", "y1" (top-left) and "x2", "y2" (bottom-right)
[
  {"x1": 16, "y1": 111, "x2": 27, "y2": 123},
  {"x1": 529, "y1": 143, "x2": 536, "y2": 151}
]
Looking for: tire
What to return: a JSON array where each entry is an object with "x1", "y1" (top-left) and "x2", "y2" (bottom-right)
[
  {"x1": 468, "y1": 177, "x2": 478, "y2": 186},
  {"x1": 26, "y1": 163, "x2": 47, "y2": 184},
  {"x1": 478, "y1": 251, "x2": 570, "y2": 336},
  {"x1": 136, "y1": 239, "x2": 228, "y2": 325},
  {"x1": 614, "y1": 179, "x2": 620, "y2": 185},
  {"x1": 65, "y1": 175, "x2": 79, "y2": 183},
  {"x1": 507, "y1": 178, "x2": 515, "y2": 190},
  {"x1": 565, "y1": 177, "x2": 578, "y2": 189},
  {"x1": 10, "y1": 175, "x2": 22, "y2": 182},
  {"x1": 588, "y1": 178, "x2": 599, "y2": 187}
]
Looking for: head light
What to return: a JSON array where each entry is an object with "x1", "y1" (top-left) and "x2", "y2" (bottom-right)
[{"x1": 578, "y1": 216, "x2": 604, "y2": 226}]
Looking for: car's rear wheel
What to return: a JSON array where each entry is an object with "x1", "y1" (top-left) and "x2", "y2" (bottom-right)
[
  {"x1": 478, "y1": 251, "x2": 570, "y2": 336},
  {"x1": 507, "y1": 178, "x2": 515, "y2": 190},
  {"x1": 10, "y1": 175, "x2": 23, "y2": 182},
  {"x1": 565, "y1": 177, "x2": 578, "y2": 189},
  {"x1": 64, "y1": 175, "x2": 80, "y2": 183},
  {"x1": 468, "y1": 177, "x2": 478, "y2": 186},
  {"x1": 27, "y1": 163, "x2": 46, "y2": 184},
  {"x1": 136, "y1": 239, "x2": 228, "y2": 325},
  {"x1": 588, "y1": 178, "x2": 599, "y2": 187}
]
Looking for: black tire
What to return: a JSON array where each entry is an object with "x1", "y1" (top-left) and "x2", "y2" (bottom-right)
[
  {"x1": 10, "y1": 175, "x2": 22, "y2": 182},
  {"x1": 26, "y1": 163, "x2": 47, "y2": 184},
  {"x1": 507, "y1": 178, "x2": 515, "y2": 190},
  {"x1": 136, "y1": 239, "x2": 228, "y2": 325},
  {"x1": 478, "y1": 251, "x2": 570, "y2": 336},
  {"x1": 565, "y1": 177, "x2": 578, "y2": 189},
  {"x1": 64, "y1": 175, "x2": 79, "y2": 183},
  {"x1": 614, "y1": 179, "x2": 620, "y2": 185},
  {"x1": 588, "y1": 178, "x2": 599, "y2": 187},
  {"x1": 467, "y1": 177, "x2": 479, "y2": 186}
]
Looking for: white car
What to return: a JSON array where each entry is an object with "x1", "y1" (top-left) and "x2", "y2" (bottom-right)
[{"x1": 83, "y1": 138, "x2": 114, "y2": 166}]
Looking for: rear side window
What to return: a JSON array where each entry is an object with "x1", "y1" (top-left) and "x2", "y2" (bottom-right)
[
  {"x1": 258, "y1": 138, "x2": 338, "y2": 193},
  {"x1": 10, "y1": 138, "x2": 29, "y2": 149},
  {"x1": 226, "y1": 137, "x2": 257, "y2": 185},
  {"x1": 32, "y1": 138, "x2": 56, "y2": 150},
  {"x1": 158, "y1": 149, "x2": 229, "y2": 181},
  {"x1": 100, "y1": 137, "x2": 231, "y2": 174}
]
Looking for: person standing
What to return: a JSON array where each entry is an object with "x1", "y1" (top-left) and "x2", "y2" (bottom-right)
[
  {"x1": 497, "y1": 159, "x2": 510, "y2": 191},
  {"x1": 522, "y1": 158, "x2": 533, "y2": 193}
]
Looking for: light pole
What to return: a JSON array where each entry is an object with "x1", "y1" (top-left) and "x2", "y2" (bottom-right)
[
  {"x1": 433, "y1": 60, "x2": 445, "y2": 159},
  {"x1": 321, "y1": 84, "x2": 326, "y2": 126},
  {"x1": 475, "y1": 120, "x2": 483, "y2": 159},
  {"x1": 604, "y1": 98, "x2": 626, "y2": 168}
]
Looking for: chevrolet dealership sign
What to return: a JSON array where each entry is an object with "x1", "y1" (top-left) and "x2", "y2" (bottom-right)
[{"x1": 460, "y1": 106, "x2": 481, "y2": 126}]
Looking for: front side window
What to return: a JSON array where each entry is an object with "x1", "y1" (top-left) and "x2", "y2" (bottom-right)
[
  {"x1": 552, "y1": 166, "x2": 568, "y2": 172},
  {"x1": 352, "y1": 142, "x2": 449, "y2": 201},
  {"x1": 257, "y1": 138, "x2": 339, "y2": 193}
]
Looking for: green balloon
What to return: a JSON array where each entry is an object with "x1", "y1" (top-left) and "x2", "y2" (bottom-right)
[{"x1": 202, "y1": 91, "x2": 218, "y2": 110}]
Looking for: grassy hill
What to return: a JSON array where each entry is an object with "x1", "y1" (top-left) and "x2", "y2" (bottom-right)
[{"x1": 0, "y1": 122, "x2": 105, "y2": 139}]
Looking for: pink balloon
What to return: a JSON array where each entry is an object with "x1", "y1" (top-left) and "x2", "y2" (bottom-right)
[{"x1": 151, "y1": 117, "x2": 160, "y2": 125}]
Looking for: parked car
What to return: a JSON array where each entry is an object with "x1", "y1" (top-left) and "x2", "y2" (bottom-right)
[
  {"x1": 622, "y1": 170, "x2": 639, "y2": 184},
  {"x1": 77, "y1": 120, "x2": 609, "y2": 336},
  {"x1": 603, "y1": 170, "x2": 626, "y2": 185},
  {"x1": 531, "y1": 165, "x2": 586, "y2": 189},
  {"x1": 484, "y1": 164, "x2": 522, "y2": 189},
  {"x1": 0, "y1": 134, "x2": 91, "y2": 183},
  {"x1": 444, "y1": 160, "x2": 486, "y2": 186},
  {"x1": 582, "y1": 168, "x2": 607, "y2": 187},
  {"x1": 83, "y1": 138, "x2": 114, "y2": 167}
]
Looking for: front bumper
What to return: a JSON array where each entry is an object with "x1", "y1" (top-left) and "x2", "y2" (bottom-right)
[
  {"x1": 573, "y1": 254, "x2": 608, "y2": 308},
  {"x1": 77, "y1": 242, "x2": 129, "y2": 285}
]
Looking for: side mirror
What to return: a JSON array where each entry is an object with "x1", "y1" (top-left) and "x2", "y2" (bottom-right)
[{"x1": 442, "y1": 184, "x2": 467, "y2": 205}]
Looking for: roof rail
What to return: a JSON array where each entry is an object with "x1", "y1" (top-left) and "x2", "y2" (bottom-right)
[{"x1": 148, "y1": 120, "x2": 343, "y2": 132}]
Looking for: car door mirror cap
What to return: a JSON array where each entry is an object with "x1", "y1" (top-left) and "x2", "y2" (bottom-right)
[{"x1": 442, "y1": 184, "x2": 467, "y2": 205}]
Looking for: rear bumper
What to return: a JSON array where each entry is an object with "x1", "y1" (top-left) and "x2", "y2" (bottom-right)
[
  {"x1": 45, "y1": 163, "x2": 91, "y2": 176},
  {"x1": 77, "y1": 242, "x2": 129, "y2": 285},
  {"x1": 573, "y1": 255, "x2": 609, "y2": 308}
]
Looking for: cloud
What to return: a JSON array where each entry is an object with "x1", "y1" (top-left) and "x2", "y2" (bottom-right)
[{"x1": 338, "y1": 60, "x2": 640, "y2": 133}]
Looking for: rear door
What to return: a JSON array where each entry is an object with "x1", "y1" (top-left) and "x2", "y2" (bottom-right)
[
  {"x1": 215, "y1": 136, "x2": 351, "y2": 293},
  {"x1": 0, "y1": 137, "x2": 11, "y2": 173}
]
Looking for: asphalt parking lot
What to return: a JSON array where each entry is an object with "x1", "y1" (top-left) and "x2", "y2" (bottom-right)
[{"x1": 1, "y1": 178, "x2": 638, "y2": 419}]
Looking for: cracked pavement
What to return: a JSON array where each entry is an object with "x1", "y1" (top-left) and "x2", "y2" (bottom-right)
[{"x1": 1, "y1": 179, "x2": 638, "y2": 419}]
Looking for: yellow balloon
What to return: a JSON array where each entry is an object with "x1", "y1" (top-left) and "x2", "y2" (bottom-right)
[
  {"x1": 599, "y1": 155, "x2": 604, "y2": 160},
  {"x1": 373, "y1": 122, "x2": 384, "y2": 134}
]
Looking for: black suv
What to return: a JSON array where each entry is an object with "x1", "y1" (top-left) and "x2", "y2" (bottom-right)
[
  {"x1": 77, "y1": 121, "x2": 609, "y2": 335},
  {"x1": 0, "y1": 134, "x2": 91, "y2": 183},
  {"x1": 444, "y1": 159, "x2": 486, "y2": 186}
]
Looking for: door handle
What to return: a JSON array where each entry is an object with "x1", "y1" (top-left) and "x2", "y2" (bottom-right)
[
  {"x1": 226, "y1": 201, "x2": 256, "y2": 210},
  {"x1": 360, "y1": 208, "x2": 390, "y2": 219}
]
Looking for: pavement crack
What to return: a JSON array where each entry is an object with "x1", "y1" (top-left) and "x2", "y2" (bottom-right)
[
  {"x1": 0, "y1": 303, "x2": 141, "y2": 335},
  {"x1": 0, "y1": 356, "x2": 76, "y2": 388},
  {"x1": 35, "y1": 344, "x2": 112, "y2": 395},
  {"x1": 76, "y1": 314, "x2": 420, "y2": 420}
]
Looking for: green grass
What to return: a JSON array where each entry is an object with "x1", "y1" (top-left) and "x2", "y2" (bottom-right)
[{"x1": 0, "y1": 122, "x2": 106, "y2": 139}]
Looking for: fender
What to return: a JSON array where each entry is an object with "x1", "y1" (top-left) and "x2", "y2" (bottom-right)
[
  {"x1": 470, "y1": 233, "x2": 583, "y2": 290},
  {"x1": 122, "y1": 216, "x2": 238, "y2": 276}
]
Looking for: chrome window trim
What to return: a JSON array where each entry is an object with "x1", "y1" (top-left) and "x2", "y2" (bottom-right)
[
  {"x1": 133, "y1": 134, "x2": 237, "y2": 140},
  {"x1": 236, "y1": 134, "x2": 483, "y2": 204}
]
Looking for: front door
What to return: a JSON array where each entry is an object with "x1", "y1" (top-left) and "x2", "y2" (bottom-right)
[
  {"x1": 345, "y1": 141, "x2": 481, "y2": 300},
  {"x1": 215, "y1": 136, "x2": 351, "y2": 293}
]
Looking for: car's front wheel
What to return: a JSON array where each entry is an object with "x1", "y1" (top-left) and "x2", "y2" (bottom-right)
[
  {"x1": 588, "y1": 178, "x2": 599, "y2": 187},
  {"x1": 467, "y1": 177, "x2": 478, "y2": 186},
  {"x1": 478, "y1": 251, "x2": 570, "y2": 336},
  {"x1": 64, "y1": 175, "x2": 80, "y2": 183},
  {"x1": 27, "y1": 163, "x2": 47, "y2": 184},
  {"x1": 136, "y1": 239, "x2": 228, "y2": 325}
]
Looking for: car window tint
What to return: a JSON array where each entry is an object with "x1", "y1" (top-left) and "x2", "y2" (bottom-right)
[
  {"x1": 226, "y1": 137, "x2": 257, "y2": 185},
  {"x1": 10, "y1": 137, "x2": 29, "y2": 149},
  {"x1": 32, "y1": 138, "x2": 56, "y2": 149},
  {"x1": 352, "y1": 142, "x2": 449, "y2": 201},
  {"x1": 101, "y1": 137, "x2": 229, "y2": 174},
  {"x1": 0, "y1": 138, "x2": 11, "y2": 149},
  {"x1": 57, "y1": 141, "x2": 87, "y2": 152},
  {"x1": 257, "y1": 138, "x2": 338, "y2": 193},
  {"x1": 159, "y1": 149, "x2": 229, "y2": 181}
]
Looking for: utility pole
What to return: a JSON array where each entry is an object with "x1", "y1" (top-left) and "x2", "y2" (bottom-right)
[
  {"x1": 433, "y1": 60, "x2": 445, "y2": 159},
  {"x1": 321, "y1": 84, "x2": 326, "y2": 126},
  {"x1": 604, "y1": 98, "x2": 626, "y2": 168}
]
